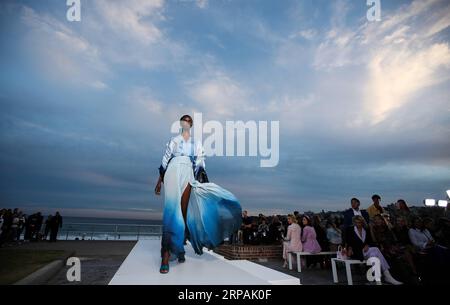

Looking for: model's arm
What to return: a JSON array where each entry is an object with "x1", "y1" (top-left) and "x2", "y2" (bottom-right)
[
  {"x1": 155, "y1": 139, "x2": 174, "y2": 195},
  {"x1": 155, "y1": 175, "x2": 163, "y2": 195}
]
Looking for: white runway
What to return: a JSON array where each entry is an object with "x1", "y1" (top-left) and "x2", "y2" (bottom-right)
[{"x1": 109, "y1": 240, "x2": 300, "y2": 285}]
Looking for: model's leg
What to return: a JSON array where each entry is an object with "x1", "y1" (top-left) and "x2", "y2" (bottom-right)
[
  {"x1": 177, "y1": 183, "x2": 191, "y2": 261},
  {"x1": 181, "y1": 183, "x2": 191, "y2": 223},
  {"x1": 160, "y1": 230, "x2": 171, "y2": 273}
]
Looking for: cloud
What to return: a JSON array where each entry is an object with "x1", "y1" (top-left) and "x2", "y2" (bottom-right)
[
  {"x1": 2, "y1": 0, "x2": 450, "y2": 217},
  {"x1": 312, "y1": 0, "x2": 450, "y2": 125},
  {"x1": 94, "y1": 0, "x2": 165, "y2": 45},
  {"x1": 91, "y1": 80, "x2": 108, "y2": 90},
  {"x1": 366, "y1": 42, "x2": 450, "y2": 124},
  {"x1": 289, "y1": 29, "x2": 317, "y2": 40},
  {"x1": 187, "y1": 70, "x2": 256, "y2": 116},
  {"x1": 20, "y1": 6, "x2": 110, "y2": 88},
  {"x1": 85, "y1": 0, "x2": 188, "y2": 69},
  {"x1": 9, "y1": 115, "x2": 120, "y2": 148},
  {"x1": 196, "y1": 0, "x2": 208, "y2": 9},
  {"x1": 128, "y1": 86, "x2": 164, "y2": 114}
]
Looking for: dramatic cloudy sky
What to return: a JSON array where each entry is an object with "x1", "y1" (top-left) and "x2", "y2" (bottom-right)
[{"x1": 1, "y1": 0, "x2": 449, "y2": 219}]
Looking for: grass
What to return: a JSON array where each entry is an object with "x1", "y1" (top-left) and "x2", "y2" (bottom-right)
[{"x1": 0, "y1": 248, "x2": 69, "y2": 284}]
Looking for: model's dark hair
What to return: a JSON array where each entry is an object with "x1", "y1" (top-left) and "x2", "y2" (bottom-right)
[
  {"x1": 180, "y1": 114, "x2": 193, "y2": 127},
  {"x1": 372, "y1": 194, "x2": 381, "y2": 200},
  {"x1": 351, "y1": 197, "x2": 360, "y2": 204}
]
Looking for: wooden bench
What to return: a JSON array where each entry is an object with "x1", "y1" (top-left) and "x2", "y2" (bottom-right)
[
  {"x1": 287, "y1": 251, "x2": 336, "y2": 272},
  {"x1": 331, "y1": 257, "x2": 381, "y2": 285}
]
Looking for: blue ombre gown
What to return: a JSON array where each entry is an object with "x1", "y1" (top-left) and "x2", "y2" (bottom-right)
[{"x1": 159, "y1": 135, "x2": 242, "y2": 259}]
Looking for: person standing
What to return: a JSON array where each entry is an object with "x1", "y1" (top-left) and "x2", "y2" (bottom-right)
[
  {"x1": 44, "y1": 215, "x2": 53, "y2": 241},
  {"x1": 50, "y1": 212, "x2": 63, "y2": 242},
  {"x1": 241, "y1": 210, "x2": 252, "y2": 244},
  {"x1": 367, "y1": 194, "x2": 385, "y2": 220},
  {"x1": 343, "y1": 198, "x2": 370, "y2": 228}
]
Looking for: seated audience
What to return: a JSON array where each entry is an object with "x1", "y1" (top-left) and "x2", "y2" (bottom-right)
[
  {"x1": 268, "y1": 215, "x2": 284, "y2": 243},
  {"x1": 313, "y1": 215, "x2": 329, "y2": 251},
  {"x1": 257, "y1": 218, "x2": 270, "y2": 244},
  {"x1": 282, "y1": 215, "x2": 302, "y2": 268},
  {"x1": 346, "y1": 215, "x2": 402, "y2": 285},
  {"x1": 326, "y1": 220, "x2": 342, "y2": 251},
  {"x1": 370, "y1": 214, "x2": 418, "y2": 283},
  {"x1": 301, "y1": 215, "x2": 322, "y2": 268}
]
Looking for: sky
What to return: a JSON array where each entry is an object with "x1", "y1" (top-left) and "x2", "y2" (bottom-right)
[{"x1": 0, "y1": 0, "x2": 449, "y2": 219}]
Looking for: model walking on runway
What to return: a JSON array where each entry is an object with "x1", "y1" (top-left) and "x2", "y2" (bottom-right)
[{"x1": 155, "y1": 115, "x2": 242, "y2": 273}]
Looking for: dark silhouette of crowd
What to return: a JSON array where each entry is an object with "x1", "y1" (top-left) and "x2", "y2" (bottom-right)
[
  {"x1": 239, "y1": 195, "x2": 450, "y2": 285},
  {"x1": 0, "y1": 208, "x2": 63, "y2": 247}
]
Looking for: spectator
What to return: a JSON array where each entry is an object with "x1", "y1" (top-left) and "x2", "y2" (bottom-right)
[
  {"x1": 301, "y1": 215, "x2": 321, "y2": 268},
  {"x1": 343, "y1": 198, "x2": 369, "y2": 228},
  {"x1": 313, "y1": 215, "x2": 329, "y2": 251},
  {"x1": 422, "y1": 217, "x2": 436, "y2": 237},
  {"x1": 268, "y1": 216, "x2": 283, "y2": 243},
  {"x1": 282, "y1": 215, "x2": 302, "y2": 268},
  {"x1": 17, "y1": 212, "x2": 26, "y2": 241},
  {"x1": 27, "y1": 213, "x2": 38, "y2": 241},
  {"x1": 345, "y1": 215, "x2": 402, "y2": 285},
  {"x1": 0, "y1": 209, "x2": 13, "y2": 246},
  {"x1": 326, "y1": 220, "x2": 342, "y2": 251},
  {"x1": 241, "y1": 210, "x2": 252, "y2": 244},
  {"x1": 44, "y1": 215, "x2": 53, "y2": 241},
  {"x1": 10, "y1": 212, "x2": 20, "y2": 243},
  {"x1": 257, "y1": 218, "x2": 270, "y2": 244},
  {"x1": 35, "y1": 212, "x2": 44, "y2": 240},
  {"x1": 301, "y1": 215, "x2": 321, "y2": 253},
  {"x1": 248, "y1": 218, "x2": 259, "y2": 245},
  {"x1": 393, "y1": 217, "x2": 412, "y2": 248},
  {"x1": 370, "y1": 214, "x2": 418, "y2": 283},
  {"x1": 409, "y1": 217, "x2": 450, "y2": 284},
  {"x1": 393, "y1": 199, "x2": 412, "y2": 222},
  {"x1": 0, "y1": 209, "x2": 4, "y2": 237},
  {"x1": 49, "y1": 211, "x2": 62, "y2": 242},
  {"x1": 367, "y1": 194, "x2": 385, "y2": 220},
  {"x1": 408, "y1": 217, "x2": 435, "y2": 251},
  {"x1": 435, "y1": 218, "x2": 450, "y2": 248}
]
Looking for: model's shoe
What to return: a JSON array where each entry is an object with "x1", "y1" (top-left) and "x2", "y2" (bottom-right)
[
  {"x1": 160, "y1": 262, "x2": 169, "y2": 274},
  {"x1": 282, "y1": 260, "x2": 288, "y2": 268},
  {"x1": 383, "y1": 270, "x2": 403, "y2": 285},
  {"x1": 178, "y1": 253, "x2": 186, "y2": 263}
]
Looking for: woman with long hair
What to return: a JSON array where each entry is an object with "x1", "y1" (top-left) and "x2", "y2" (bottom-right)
[
  {"x1": 282, "y1": 215, "x2": 302, "y2": 268},
  {"x1": 155, "y1": 115, "x2": 242, "y2": 273}
]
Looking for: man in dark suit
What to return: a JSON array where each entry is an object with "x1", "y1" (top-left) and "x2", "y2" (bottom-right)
[{"x1": 343, "y1": 198, "x2": 370, "y2": 228}]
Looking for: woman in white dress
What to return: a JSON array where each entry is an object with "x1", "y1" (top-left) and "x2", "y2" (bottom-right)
[{"x1": 155, "y1": 115, "x2": 242, "y2": 274}]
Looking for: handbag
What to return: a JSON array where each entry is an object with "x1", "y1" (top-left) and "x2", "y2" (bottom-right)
[
  {"x1": 195, "y1": 167, "x2": 209, "y2": 183},
  {"x1": 337, "y1": 245, "x2": 347, "y2": 260}
]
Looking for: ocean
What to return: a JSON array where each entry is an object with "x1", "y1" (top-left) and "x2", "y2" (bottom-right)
[{"x1": 55, "y1": 216, "x2": 163, "y2": 241}]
